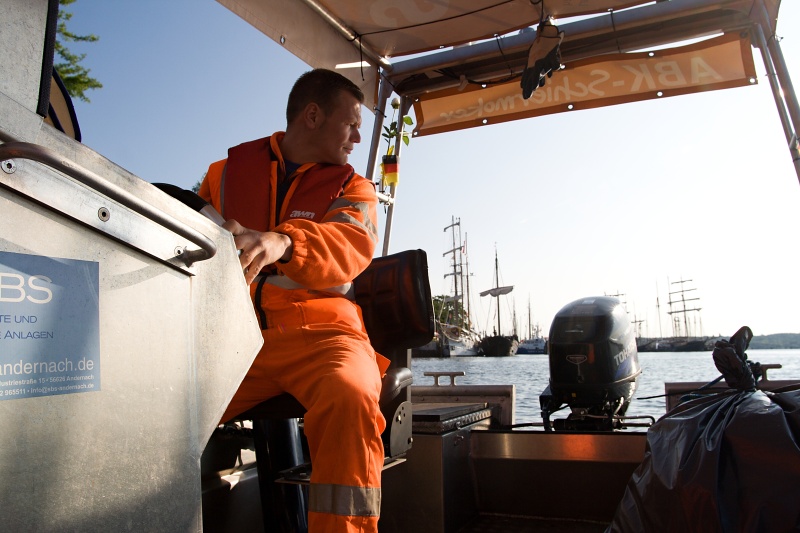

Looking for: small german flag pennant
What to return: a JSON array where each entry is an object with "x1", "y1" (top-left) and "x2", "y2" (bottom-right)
[{"x1": 381, "y1": 154, "x2": 399, "y2": 186}]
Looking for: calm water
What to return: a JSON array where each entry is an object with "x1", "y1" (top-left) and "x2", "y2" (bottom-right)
[{"x1": 410, "y1": 349, "x2": 800, "y2": 425}]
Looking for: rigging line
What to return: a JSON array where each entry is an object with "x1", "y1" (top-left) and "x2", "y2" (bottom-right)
[
  {"x1": 351, "y1": 0, "x2": 519, "y2": 39},
  {"x1": 637, "y1": 374, "x2": 725, "y2": 400}
]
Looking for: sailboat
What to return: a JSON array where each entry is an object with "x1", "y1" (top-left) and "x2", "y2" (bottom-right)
[
  {"x1": 439, "y1": 217, "x2": 481, "y2": 357},
  {"x1": 517, "y1": 297, "x2": 547, "y2": 354},
  {"x1": 479, "y1": 249, "x2": 519, "y2": 357}
]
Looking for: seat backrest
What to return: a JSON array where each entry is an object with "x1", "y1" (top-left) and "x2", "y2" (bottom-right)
[{"x1": 353, "y1": 249, "x2": 434, "y2": 355}]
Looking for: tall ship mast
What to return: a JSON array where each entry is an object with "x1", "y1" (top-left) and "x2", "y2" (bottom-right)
[
  {"x1": 479, "y1": 247, "x2": 519, "y2": 357},
  {"x1": 668, "y1": 278, "x2": 703, "y2": 338},
  {"x1": 441, "y1": 217, "x2": 480, "y2": 356},
  {"x1": 637, "y1": 278, "x2": 711, "y2": 351}
]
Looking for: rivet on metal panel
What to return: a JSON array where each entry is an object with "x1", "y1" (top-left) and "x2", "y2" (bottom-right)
[
  {"x1": 97, "y1": 207, "x2": 110, "y2": 221},
  {"x1": 1, "y1": 160, "x2": 16, "y2": 174}
]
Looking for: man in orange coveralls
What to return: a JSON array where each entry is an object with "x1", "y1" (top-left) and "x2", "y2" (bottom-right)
[{"x1": 198, "y1": 69, "x2": 387, "y2": 533}]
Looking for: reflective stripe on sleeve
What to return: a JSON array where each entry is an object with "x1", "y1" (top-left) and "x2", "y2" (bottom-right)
[
  {"x1": 327, "y1": 199, "x2": 378, "y2": 243},
  {"x1": 308, "y1": 483, "x2": 381, "y2": 517}
]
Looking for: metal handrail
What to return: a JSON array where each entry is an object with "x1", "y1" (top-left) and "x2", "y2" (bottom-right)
[{"x1": 0, "y1": 141, "x2": 217, "y2": 265}]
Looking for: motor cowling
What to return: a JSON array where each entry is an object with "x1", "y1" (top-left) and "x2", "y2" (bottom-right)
[{"x1": 539, "y1": 296, "x2": 641, "y2": 431}]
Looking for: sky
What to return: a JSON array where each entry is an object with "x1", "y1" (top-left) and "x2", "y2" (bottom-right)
[{"x1": 65, "y1": 1, "x2": 800, "y2": 338}]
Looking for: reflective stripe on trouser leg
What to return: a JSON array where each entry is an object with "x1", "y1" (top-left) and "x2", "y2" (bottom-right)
[{"x1": 309, "y1": 483, "x2": 381, "y2": 516}]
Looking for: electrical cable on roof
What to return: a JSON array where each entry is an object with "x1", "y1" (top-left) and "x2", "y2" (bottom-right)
[
  {"x1": 344, "y1": 31, "x2": 367, "y2": 82},
  {"x1": 354, "y1": 0, "x2": 517, "y2": 38},
  {"x1": 359, "y1": 35, "x2": 365, "y2": 81},
  {"x1": 434, "y1": 67, "x2": 519, "y2": 88},
  {"x1": 431, "y1": 29, "x2": 524, "y2": 88},
  {"x1": 609, "y1": 9, "x2": 622, "y2": 54},
  {"x1": 372, "y1": 0, "x2": 551, "y2": 90},
  {"x1": 494, "y1": 34, "x2": 514, "y2": 79},
  {"x1": 528, "y1": 0, "x2": 546, "y2": 26}
]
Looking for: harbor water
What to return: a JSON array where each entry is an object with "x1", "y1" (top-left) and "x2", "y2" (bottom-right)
[{"x1": 411, "y1": 349, "x2": 800, "y2": 426}]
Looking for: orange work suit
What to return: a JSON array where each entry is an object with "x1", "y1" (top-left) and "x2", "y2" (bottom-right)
[{"x1": 199, "y1": 133, "x2": 386, "y2": 532}]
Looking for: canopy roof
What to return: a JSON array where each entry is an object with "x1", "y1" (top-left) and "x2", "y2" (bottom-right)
[
  {"x1": 215, "y1": 0, "x2": 797, "y2": 252},
  {"x1": 219, "y1": 0, "x2": 781, "y2": 126}
]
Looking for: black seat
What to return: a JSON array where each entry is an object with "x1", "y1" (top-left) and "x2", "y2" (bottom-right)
[{"x1": 232, "y1": 249, "x2": 434, "y2": 533}]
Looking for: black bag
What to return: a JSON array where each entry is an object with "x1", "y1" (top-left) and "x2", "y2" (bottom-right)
[{"x1": 608, "y1": 327, "x2": 800, "y2": 532}]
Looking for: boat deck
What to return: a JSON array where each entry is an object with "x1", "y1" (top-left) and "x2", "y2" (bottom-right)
[{"x1": 459, "y1": 515, "x2": 607, "y2": 533}]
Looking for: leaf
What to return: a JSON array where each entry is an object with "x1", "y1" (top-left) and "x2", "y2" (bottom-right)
[
  {"x1": 402, "y1": 136, "x2": 410, "y2": 146},
  {"x1": 403, "y1": 116, "x2": 414, "y2": 125}
]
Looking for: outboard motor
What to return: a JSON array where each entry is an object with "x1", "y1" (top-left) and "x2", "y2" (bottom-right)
[{"x1": 539, "y1": 296, "x2": 641, "y2": 431}]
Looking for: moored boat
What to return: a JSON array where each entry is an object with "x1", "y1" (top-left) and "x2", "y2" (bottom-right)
[
  {"x1": 479, "y1": 248, "x2": 518, "y2": 356},
  {"x1": 479, "y1": 333, "x2": 519, "y2": 357},
  {"x1": 441, "y1": 324, "x2": 481, "y2": 357},
  {"x1": 517, "y1": 299, "x2": 547, "y2": 354},
  {"x1": 637, "y1": 336, "x2": 718, "y2": 352},
  {"x1": 438, "y1": 217, "x2": 481, "y2": 357},
  {"x1": 517, "y1": 336, "x2": 546, "y2": 354}
]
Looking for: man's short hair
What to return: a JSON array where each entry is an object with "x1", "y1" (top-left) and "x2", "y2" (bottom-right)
[{"x1": 286, "y1": 69, "x2": 364, "y2": 124}]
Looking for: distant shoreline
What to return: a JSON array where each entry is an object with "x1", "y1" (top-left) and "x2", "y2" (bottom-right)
[
  {"x1": 637, "y1": 333, "x2": 800, "y2": 351},
  {"x1": 749, "y1": 333, "x2": 800, "y2": 349}
]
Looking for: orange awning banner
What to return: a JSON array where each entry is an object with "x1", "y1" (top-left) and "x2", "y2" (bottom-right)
[{"x1": 413, "y1": 32, "x2": 757, "y2": 136}]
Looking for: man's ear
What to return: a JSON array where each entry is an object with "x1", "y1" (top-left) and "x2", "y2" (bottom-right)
[{"x1": 303, "y1": 102, "x2": 324, "y2": 129}]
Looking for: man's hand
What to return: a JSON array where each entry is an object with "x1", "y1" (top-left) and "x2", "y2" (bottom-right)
[{"x1": 223, "y1": 219, "x2": 293, "y2": 284}]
